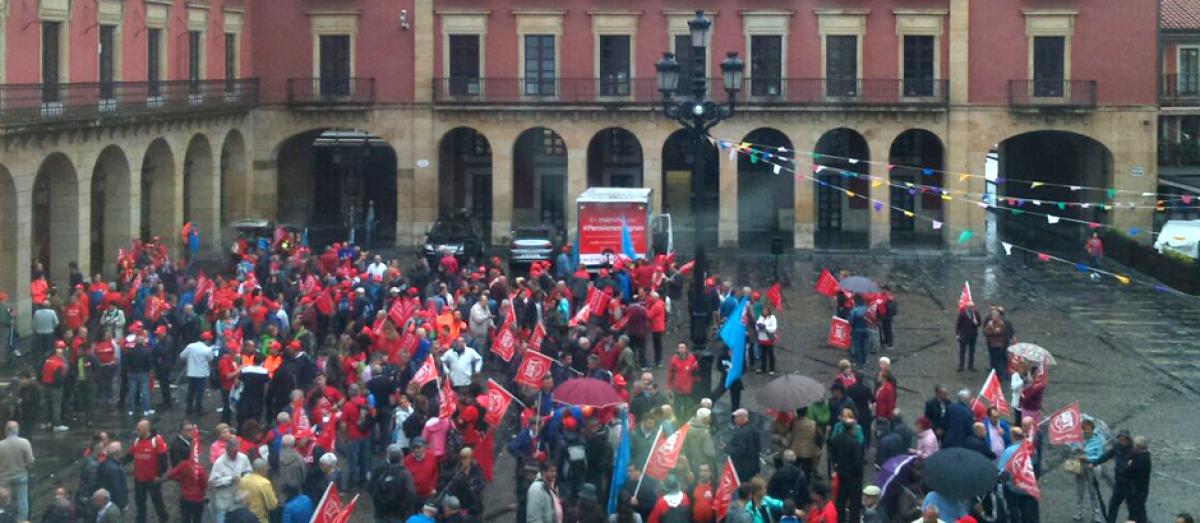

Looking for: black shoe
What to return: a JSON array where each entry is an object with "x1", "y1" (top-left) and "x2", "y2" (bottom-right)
[{"x1": 956, "y1": 367, "x2": 964, "y2": 372}]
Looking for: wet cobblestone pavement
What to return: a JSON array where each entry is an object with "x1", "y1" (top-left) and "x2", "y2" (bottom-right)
[{"x1": 13, "y1": 250, "x2": 1200, "y2": 521}]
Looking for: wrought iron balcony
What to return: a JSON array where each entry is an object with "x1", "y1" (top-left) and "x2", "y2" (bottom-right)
[
  {"x1": 286, "y1": 77, "x2": 375, "y2": 106},
  {"x1": 1008, "y1": 79, "x2": 1096, "y2": 109},
  {"x1": 432, "y1": 77, "x2": 949, "y2": 107},
  {"x1": 1162, "y1": 73, "x2": 1200, "y2": 107},
  {"x1": 0, "y1": 79, "x2": 259, "y2": 127}
]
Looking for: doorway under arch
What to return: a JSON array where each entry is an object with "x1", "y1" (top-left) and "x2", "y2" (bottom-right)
[
  {"x1": 220, "y1": 130, "x2": 249, "y2": 228},
  {"x1": 141, "y1": 138, "x2": 178, "y2": 245},
  {"x1": 513, "y1": 127, "x2": 568, "y2": 232},
  {"x1": 184, "y1": 134, "x2": 218, "y2": 249},
  {"x1": 888, "y1": 129, "x2": 945, "y2": 247},
  {"x1": 587, "y1": 127, "x2": 643, "y2": 188},
  {"x1": 0, "y1": 164, "x2": 17, "y2": 299},
  {"x1": 91, "y1": 145, "x2": 133, "y2": 276},
  {"x1": 737, "y1": 128, "x2": 795, "y2": 250},
  {"x1": 813, "y1": 128, "x2": 870, "y2": 249},
  {"x1": 662, "y1": 129, "x2": 719, "y2": 251},
  {"x1": 33, "y1": 153, "x2": 80, "y2": 284},
  {"x1": 438, "y1": 127, "x2": 493, "y2": 232}
]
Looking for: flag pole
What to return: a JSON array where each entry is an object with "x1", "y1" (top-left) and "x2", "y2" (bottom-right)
[
  {"x1": 308, "y1": 481, "x2": 334, "y2": 523},
  {"x1": 631, "y1": 425, "x2": 663, "y2": 499}
]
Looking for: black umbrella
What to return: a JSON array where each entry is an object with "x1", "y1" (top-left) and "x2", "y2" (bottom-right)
[
  {"x1": 922, "y1": 448, "x2": 999, "y2": 499},
  {"x1": 758, "y1": 374, "x2": 825, "y2": 412},
  {"x1": 838, "y1": 276, "x2": 880, "y2": 294}
]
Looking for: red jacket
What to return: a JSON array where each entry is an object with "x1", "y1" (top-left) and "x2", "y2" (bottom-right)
[
  {"x1": 667, "y1": 354, "x2": 698, "y2": 394},
  {"x1": 634, "y1": 264, "x2": 656, "y2": 292},
  {"x1": 648, "y1": 493, "x2": 691, "y2": 523},
  {"x1": 648, "y1": 299, "x2": 667, "y2": 333},
  {"x1": 166, "y1": 460, "x2": 209, "y2": 502},
  {"x1": 218, "y1": 354, "x2": 239, "y2": 391},
  {"x1": 343, "y1": 397, "x2": 372, "y2": 440},
  {"x1": 130, "y1": 435, "x2": 168, "y2": 482},
  {"x1": 806, "y1": 501, "x2": 838, "y2": 523},
  {"x1": 41, "y1": 356, "x2": 67, "y2": 386},
  {"x1": 65, "y1": 302, "x2": 86, "y2": 330},
  {"x1": 403, "y1": 453, "x2": 439, "y2": 497},
  {"x1": 875, "y1": 380, "x2": 897, "y2": 419}
]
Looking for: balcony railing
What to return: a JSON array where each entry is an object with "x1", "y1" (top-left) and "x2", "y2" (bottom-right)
[
  {"x1": 433, "y1": 77, "x2": 949, "y2": 107},
  {"x1": 287, "y1": 77, "x2": 375, "y2": 106},
  {"x1": 1160, "y1": 141, "x2": 1200, "y2": 167},
  {"x1": 0, "y1": 79, "x2": 259, "y2": 126},
  {"x1": 1162, "y1": 73, "x2": 1200, "y2": 106},
  {"x1": 1008, "y1": 79, "x2": 1096, "y2": 109}
]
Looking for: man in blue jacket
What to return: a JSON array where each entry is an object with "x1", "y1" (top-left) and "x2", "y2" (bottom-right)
[
  {"x1": 942, "y1": 389, "x2": 975, "y2": 448},
  {"x1": 280, "y1": 485, "x2": 312, "y2": 523}
]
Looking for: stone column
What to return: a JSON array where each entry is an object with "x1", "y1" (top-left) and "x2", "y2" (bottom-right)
[
  {"x1": 408, "y1": 0, "x2": 438, "y2": 247},
  {"x1": 252, "y1": 156, "x2": 278, "y2": 220},
  {"x1": 790, "y1": 128, "x2": 817, "y2": 250},
  {"x1": 945, "y1": 0, "x2": 980, "y2": 253},
  {"x1": 641, "y1": 128, "x2": 666, "y2": 215},
  {"x1": 564, "y1": 129, "x2": 589, "y2": 243},
  {"x1": 1109, "y1": 111, "x2": 1158, "y2": 240},
  {"x1": 868, "y1": 135, "x2": 893, "y2": 250},
  {"x1": 13, "y1": 181, "x2": 33, "y2": 335},
  {"x1": 490, "y1": 128, "x2": 517, "y2": 245},
  {"x1": 718, "y1": 140, "x2": 738, "y2": 248}
]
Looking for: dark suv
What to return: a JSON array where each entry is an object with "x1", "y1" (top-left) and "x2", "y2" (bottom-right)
[{"x1": 423, "y1": 211, "x2": 486, "y2": 267}]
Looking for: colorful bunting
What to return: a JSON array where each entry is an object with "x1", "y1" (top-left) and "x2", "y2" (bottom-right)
[{"x1": 957, "y1": 230, "x2": 973, "y2": 244}]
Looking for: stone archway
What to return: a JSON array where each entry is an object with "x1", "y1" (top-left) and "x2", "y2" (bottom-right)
[
  {"x1": 587, "y1": 127, "x2": 643, "y2": 188},
  {"x1": 141, "y1": 138, "x2": 178, "y2": 245},
  {"x1": 33, "y1": 153, "x2": 81, "y2": 284},
  {"x1": 889, "y1": 129, "x2": 945, "y2": 247},
  {"x1": 184, "y1": 134, "x2": 217, "y2": 250},
  {"x1": 0, "y1": 163, "x2": 17, "y2": 300},
  {"x1": 513, "y1": 127, "x2": 568, "y2": 230},
  {"x1": 220, "y1": 129, "x2": 249, "y2": 228},
  {"x1": 438, "y1": 127, "x2": 493, "y2": 232},
  {"x1": 814, "y1": 128, "x2": 870, "y2": 249},
  {"x1": 662, "y1": 128, "x2": 719, "y2": 250},
  {"x1": 737, "y1": 128, "x2": 795, "y2": 250},
  {"x1": 91, "y1": 145, "x2": 133, "y2": 277}
]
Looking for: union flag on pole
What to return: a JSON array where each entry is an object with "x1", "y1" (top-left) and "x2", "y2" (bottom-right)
[
  {"x1": 713, "y1": 456, "x2": 741, "y2": 521},
  {"x1": 484, "y1": 379, "x2": 516, "y2": 427},
  {"x1": 678, "y1": 260, "x2": 695, "y2": 276},
  {"x1": 293, "y1": 398, "x2": 311, "y2": 431},
  {"x1": 1047, "y1": 401, "x2": 1084, "y2": 446},
  {"x1": 528, "y1": 322, "x2": 546, "y2": 353},
  {"x1": 492, "y1": 327, "x2": 516, "y2": 362},
  {"x1": 644, "y1": 423, "x2": 691, "y2": 481},
  {"x1": 828, "y1": 316, "x2": 851, "y2": 349},
  {"x1": 587, "y1": 288, "x2": 609, "y2": 317},
  {"x1": 767, "y1": 281, "x2": 784, "y2": 310},
  {"x1": 1004, "y1": 439, "x2": 1041, "y2": 499},
  {"x1": 411, "y1": 355, "x2": 439, "y2": 388},
  {"x1": 191, "y1": 430, "x2": 202, "y2": 463},
  {"x1": 977, "y1": 369, "x2": 1011, "y2": 416},
  {"x1": 330, "y1": 495, "x2": 359, "y2": 523},
  {"x1": 310, "y1": 482, "x2": 344, "y2": 523},
  {"x1": 958, "y1": 281, "x2": 974, "y2": 311},
  {"x1": 815, "y1": 269, "x2": 840, "y2": 297},
  {"x1": 439, "y1": 378, "x2": 458, "y2": 418},
  {"x1": 515, "y1": 348, "x2": 554, "y2": 389},
  {"x1": 568, "y1": 303, "x2": 591, "y2": 328}
]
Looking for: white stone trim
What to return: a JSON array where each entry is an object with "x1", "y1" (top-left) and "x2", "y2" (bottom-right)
[
  {"x1": 742, "y1": 11, "x2": 791, "y2": 98},
  {"x1": 1023, "y1": 10, "x2": 1076, "y2": 84},
  {"x1": 894, "y1": 11, "x2": 945, "y2": 94},
  {"x1": 816, "y1": 11, "x2": 866, "y2": 81},
  {"x1": 223, "y1": 10, "x2": 243, "y2": 33},
  {"x1": 308, "y1": 9, "x2": 362, "y2": 79},
  {"x1": 515, "y1": 11, "x2": 563, "y2": 90},
  {"x1": 590, "y1": 12, "x2": 639, "y2": 84},
  {"x1": 440, "y1": 11, "x2": 488, "y2": 85},
  {"x1": 666, "y1": 11, "x2": 715, "y2": 78}
]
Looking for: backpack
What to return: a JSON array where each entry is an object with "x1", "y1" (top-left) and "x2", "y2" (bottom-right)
[
  {"x1": 370, "y1": 465, "x2": 409, "y2": 513},
  {"x1": 662, "y1": 503, "x2": 691, "y2": 523}
]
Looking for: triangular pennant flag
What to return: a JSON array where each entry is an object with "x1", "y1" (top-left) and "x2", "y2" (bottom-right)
[
  {"x1": 813, "y1": 165, "x2": 824, "y2": 174},
  {"x1": 772, "y1": 164, "x2": 781, "y2": 174},
  {"x1": 1081, "y1": 203, "x2": 1090, "y2": 209},
  {"x1": 1183, "y1": 195, "x2": 1194, "y2": 205},
  {"x1": 1075, "y1": 263, "x2": 1090, "y2": 273},
  {"x1": 1047, "y1": 215, "x2": 1060, "y2": 224},
  {"x1": 1088, "y1": 222, "x2": 1101, "y2": 229},
  {"x1": 728, "y1": 147, "x2": 738, "y2": 161},
  {"x1": 1030, "y1": 182, "x2": 1043, "y2": 188},
  {"x1": 1057, "y1": 202, "x2": 1066, "y2": 210},
  {"x1": 873, "y1": 202, "x2": 884, "y2": 212},
  {"x1": 996, "y1": 177, "x2": 1007, "y2": 184},
  {"x1": 887, "y1": 163, "x2": 895, "y2": 171},
  {"x1": 749, "y1": 152, "x2": 759, "y2": 164},
  {"x1": 1154, "y1": 284, "x2": 1170, "y2": 293},
  {"x1": 957, "y1": 230, "x2": 973, "y2": 244},
  {"x1": 1001, "y1": 242, "x2": 1013, "y2": 255},
  {"x1": 1070, "y1": 185, "x2": 1081, "y2": 191},
  {"x1": 903, "y1": 211, "x2": 914, "y2": 218},
  {"x1": 1107, "y1": 188, "x2": 1117, "y2": 199},
  {"x1": 848, "y1": 158, "x2": 859, "y2": 164},
  {"x1": 1010, "y1": 209, "x2": 1024, "y2": 216},
  {"x1": 932, "y1": 220, "x2": 943, "y2": 230},
  {"x1": 846, "y1": 190, "x2": 856, "y2": 197},
  {"x1": 922, "y1": 167, "x2": 934, "y2": 176},
  {"x1": 871, "y1": 180, "x2": 883, "y2": 188},
  {"x1": 959, "y1": 173, "x2": 969, "y2": 182},
  {"x1": 1032, "y1": 200, "x2": 1042, "y2": 206},
  {"x1": 942, "y1": 194, "x2": 952, "y2": 201},
  {"x1": 1115, "y1": 275, "x2": 1131, "y2": 285},
  {"x1": 1037, "y1": 253, "x2": 1051, "y2": 262},
  {"x1": 1128, "y1": 228, "x2": 1141, "y2": 236}
]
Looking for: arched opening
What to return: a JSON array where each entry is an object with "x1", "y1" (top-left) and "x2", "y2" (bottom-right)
[
  {"x1": 276, "y1": 129, "x2": 399, "y2": 248},
  {"x1": 889, "y1": 129, "x2": 945, "y2": 247},
  {"x1": 738, "y1": 128, "x2": 795, "y2": 250},
  {"x1": 33, "y1": 153, "x2": 80, "y2": 284},
  {"x1": 220, "y1": 130, "x2": 249, "y2": 228},
  {"x1": 141, "y1": 138, "x2": 178, "y2": 245},
  {"x1": 513, "y1": 127, "x2": 568, "y2": 231},
  {"x1": 0, "y1": 164, "x2": 17, "y2": 300},
  {"x1": 184, "y1": 134, "x2": 217, "y2": 250},
  {"x1": 662, "y1": 129, "x2": 719, "y2": 251},
  {"x1": 437, "y1": 127, "x2": 493, "y2": 232},
  {"x1": 91, "y1": 146, "x2": 132, "y2": 277},
  {"x1": 587, "y1": 127, "x2": 643, "y2": 188},
  {"x1": 990, "y1": 131, "x2": 1113, "y2": 250},
  {"x1": 814, "y1": 128, "x2": 870, "y2": 248}
]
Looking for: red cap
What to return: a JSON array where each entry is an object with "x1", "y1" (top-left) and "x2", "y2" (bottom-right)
[
  {"x1": 200, "y1": 332, "x2": 214, "y2": 341},
  {"x1": 562, "y1": 246, "x2": 570, "y2": 253},
  {"x1": 300, "y1": 296, "x2": 313, "y2": 305},
  {"x1": 563, "y1": 416, "x2": 578, "y2": 430},
  {"x1": 0, "y1": 292, "x2": 8, "y2": 301},
  {"x1": 287, "y1": 340, "x2": 302, "y2": 349},
  {"x1": 461, "y1": 405, "x2": 479, "y2": 423},
  {"x1": 155, "y1": 325, "x2": 168, "y2": 335},
  {"x1": 55, "y1": 340, "x2": 67, "y2": 349},
  {"x1": 269, "y1": 340, "x2": 282, "y2": 351},
  {"x1": 705, "y1": 278, "x2": 716, "y2": 287},
  {"x1": 407, "y1": 287, "x2": 419, "y2": 296},
  {"x1": 361, "y1": 326, "x2": 373, "y2": 335},
  {"x1": 751, "y1": 291, "x2": 761, "y2": 300},
  {"x1": 598, "y1": 269, "x2": 609, "y2": 277},
  {"x1": 129, "y1": 321, "x2": 144, "y2": 332}
]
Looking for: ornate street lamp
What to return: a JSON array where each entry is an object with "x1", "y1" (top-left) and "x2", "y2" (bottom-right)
[{"x1": 655, "y1": 10, "x2": 744, "y2": 396}]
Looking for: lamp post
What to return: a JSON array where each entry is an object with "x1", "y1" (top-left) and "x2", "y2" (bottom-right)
[{"x1": 655, "y1": 10, "x2": 744, "y2": 395}]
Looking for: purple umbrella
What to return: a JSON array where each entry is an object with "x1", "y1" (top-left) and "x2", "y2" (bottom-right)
[
  {"x1": 552, "y1": 377, "x2": 624, "y2": 407},
  {"x1": 875, "y1": 454, "x2": 918, "y2": 501}
]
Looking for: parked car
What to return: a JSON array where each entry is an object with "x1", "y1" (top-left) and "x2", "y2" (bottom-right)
[
  {"x1": 424, "y1": 211, "x2": 486, "y2": 266},
  {"x1": 508, "y1": 225, "x2": 558, "y2": 266},
  {"x1": 1154, "y1": 219, "x2": 1200, "y2": 258}
]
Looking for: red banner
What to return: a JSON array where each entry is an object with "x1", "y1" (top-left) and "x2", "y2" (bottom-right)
[
  {"x1": 828, "y1": 316, "x2": 851, "y2": 349},
  {"x1": 958, "y1": 281, "x2": 974, "y2": 311},
  {"x1": 293, "y1": 398, "x2": 311, "y2": 431},
  {"x1": 979, "y1": 369, "x2": 1011, "y2": 416},
  {"x1": 484, "y1": 379, "x2": 516, "y2": 427},
  {"x1": 568, "y1": 304, "x2": 591, "y2": 328},
  {"x1": 439, "y1": 378, "x2": 458, "y2": 418},
  {"x1": 312, "y1": 483, "x2": 345, "y2": 523},
  {"x1": 528, "y1": 323, "x2": 546, "y2": 353},
  {"x1": 577, "y1": 201, "x2": 648, "y2": 265},
  {"x1": 492, "y1": 327, "x2": 516, "y2": 362},
  {"x1": 644, "y1": 424, "x2": 691, "y2": 481},
  {"x1": 411, "y1": 355, "x2": 439, "y2": 388},
  {"x1": 515, "y1": 349, "x2": 554, "y2": 389},
  {"x1": 331, "y1": 495, "x2": 358, "y2": 523},
  {"x1": 1047, "y1": 401, "x2": 1084, "y2": 446},
  {"x1": 815, "y1": 269, "x2": 840, "y2": 297},
  {"x1": 678, "y1": 260, "x2": 695, "y2": 276},
  {"x1": 714, "y1": 456, "x2": 741, "y2": 521},
  {"x1": 1004, "y1": 439, "x2": 1041, "y2": 499},
  {"x1": 587, "y1": 288, "x2": 608, "y2": 317},
  {"x1": 767, "y1": 282, "x2": 784, "y2": 310}
]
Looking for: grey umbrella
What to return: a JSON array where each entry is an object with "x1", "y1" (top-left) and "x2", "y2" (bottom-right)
[
  {"x1": 838, "y1": 276, "x2": 880, "y2": 294},
  {"x1": 757, "y1": 374, "x2": 826, "y2": 412},
  {"x1": 923, "y1": 448, "x2": 999, "y2": 499}
]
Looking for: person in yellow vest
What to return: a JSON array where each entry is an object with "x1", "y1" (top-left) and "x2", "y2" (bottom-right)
[{"x1": 238, "y1": 458, "x2": 277, "y2": 523}]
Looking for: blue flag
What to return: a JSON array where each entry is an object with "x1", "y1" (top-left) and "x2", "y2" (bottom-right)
[
  {"x1": 621, "y1": 218, "x2": 637, "y2": 259},
  {"x1": 607, "y1": 410, "x2": 632, "y2": 514},
  {"x1": 572, "y1": 238, "x2": 580, "y2": 269},
  {"x1": 722, "y1": 298, "x2": 749, "y2": 389},
  {"x1": 301, "y1": 227, "x2": 309, "y2": 247}
]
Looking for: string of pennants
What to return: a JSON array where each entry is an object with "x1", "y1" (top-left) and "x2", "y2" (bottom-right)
[
  {"x1": 713, "y1": 137, "x2": 1178, "y2": 242},
  {"x1": 717, "y1": 136, "x2": 1200, "y2": 204},
  {"x1": 711, "y1": 136, "x2": 1200, "y2": 300}
]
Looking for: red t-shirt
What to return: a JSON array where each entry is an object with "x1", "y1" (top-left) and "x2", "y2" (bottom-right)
[
  {"x1": 692, "y1": 484, "x2": 715, "y2": 523},
  {"x1": 668, "y1": 354, "x2": 698, "y2": 394},
  {"x1": 403, "y1": 453, "x2": 439, "y2": 497},
  {"x1": 65, "y1": 303, "x2": 86, "y2": 330},
  {"x1": 806, "y1": 501, "x2": 838, "y2": 523},
  {"x1": 95, "y1": 340, "x2": 117, "y2": 366},
  {"x1": 130, "y1": 435, "x2": 167, "y2": 482},
  {"x1": 343, "y1": 398, "x2": 372, "y2": 440},
  {"x1": 218, "y1": 355, "x2": 239, "y2": 391}
]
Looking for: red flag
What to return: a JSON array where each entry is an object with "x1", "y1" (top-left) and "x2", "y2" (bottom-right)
[
  {"x1": 978, "y1": 369, "x2": 1011, "y2": 416},
  {"x1": 195, "y1": 273, "x2": 213, "y2": 304},
  {"x1": 713, "y1": 457, "x2": 741, "y2": 521},
  {"x1": 827, "y1": 316, "x2": 851, "y2": 349},
  {"x1": 191, "y1": 430, "x2": 202, "y2": 463},
  {"x1": 815, "y1": 269, "x2": 840, "y2": 297},
  {"x1": 678, "y1": 260, "x2": 695, "y2": 275},
  {"x1": 484, "y1": 379, "x2": 517, "y2": 427},
  {"x1": 492, "y1": 327, "x2": 516, "y2": 362},
  {"x1": 293, "y1": 398, "x2": 311, "y2": 431},
  {"x1": 515, "y1": 348, "x2": 554, "y2": 389},
  {"x1": 388, "y1": 298, "x2": 406, "y2": 327},
  {"x1": 528, "y1": 322, "x2": 546, "y2": 353},
  {"x1": 315, "y1": 413, "x2": 339, "y2": 452},
  {"x1": 644, "y1": 424, "x2": 691, "y2": 481},
  {"x1": 330, "y1": 495, "x2": 359, "y2": 523},
  {"x1": 586, "y1": 288, "x2": 608, "y2": 316},
  {"x1": 1004, "y1": 439, "x2": 1041, "y2": 499},
  {"x1": 568, "y1": 303, "x2": 591, "y2": 328},
  {"x1": 411, "y1": 355, "x2": 439, "y2": 388},
  {"x1": 475, "y1": 430, "x2": 496, "y2": 482},
  {"x1": 439, "y1": 378, "x2": 458, "y2": 418},
  {"x1": 958, "y1": 281, "x2": 974, "y2": 310},
  {"x1": 767, "y1": 282, "x2": 784, "y2": 310},
  {"x1": 311, "y1": 482, "x2": 345, "y2": 523},
  {"x1": 609, "y1": 312, "x2": 630, "y2": 332},
  {"x1": 1047, "y1": 401, "x2": 1084, "y2": 446}
]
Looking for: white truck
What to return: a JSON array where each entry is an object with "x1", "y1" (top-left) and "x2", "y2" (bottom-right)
[{"x1": 576, "y1": 187, "x2": 672, "y2": 267}]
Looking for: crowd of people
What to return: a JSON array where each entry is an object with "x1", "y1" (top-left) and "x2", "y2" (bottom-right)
[{"x1": 0, "y1": 227, "x2": 1180, "y2": 523}]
